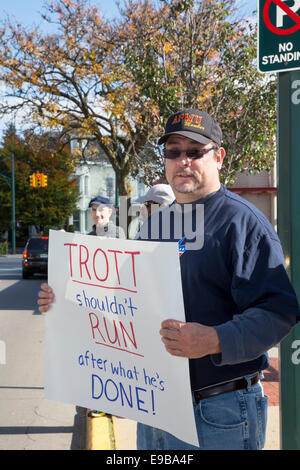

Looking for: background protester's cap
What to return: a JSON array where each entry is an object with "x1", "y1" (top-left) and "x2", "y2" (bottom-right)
[
  {"x1": 136, "y1": 184, "x2": 175, "y2": 206},
  {"x1": 158, "y1": 108, "x2": 222, "y2": 146},
  {"x1": 89, "y1": 196, "x2": 112, "y2": 207}
]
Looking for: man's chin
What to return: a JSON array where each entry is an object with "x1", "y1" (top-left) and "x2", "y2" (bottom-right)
[{"x1": 172, "y1": 183, "x2": 199, "y2": 194}]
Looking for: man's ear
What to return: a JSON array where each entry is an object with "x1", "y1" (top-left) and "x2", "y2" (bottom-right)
[{"x1": 216, "y1": 147, "x2": 226, "y2": 170}]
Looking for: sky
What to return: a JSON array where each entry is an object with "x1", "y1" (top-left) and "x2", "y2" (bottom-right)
[
  {"x1": 1, "y1": 0, "x2": 258, "y2": 27},
  {"x1": 0, "y1": 0, "x2": 122, "y2": 28}
]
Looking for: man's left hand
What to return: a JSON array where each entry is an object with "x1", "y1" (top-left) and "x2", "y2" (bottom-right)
[{"x1": 160, "y1": 319, "x2": 221, "y2": 359}]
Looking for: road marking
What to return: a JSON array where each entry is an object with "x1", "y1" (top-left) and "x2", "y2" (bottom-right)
[{"x1": 0, "y1": 268, "x2": 22, "y2": 272}]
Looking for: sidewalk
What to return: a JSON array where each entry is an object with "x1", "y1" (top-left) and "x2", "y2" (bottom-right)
[
  {"x1": 262, "y1": 347, "x2": 280, "y2": 450},
  {"x1": 86, "y1": 346, "x2": 280, "y2": 450}
]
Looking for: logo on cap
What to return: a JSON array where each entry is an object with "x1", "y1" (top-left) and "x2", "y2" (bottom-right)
[{"x1": 171, "y1": 112, "x2": 205, "y2": 131}]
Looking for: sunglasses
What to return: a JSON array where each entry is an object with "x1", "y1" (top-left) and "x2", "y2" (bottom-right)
[{"x1": 163, "y1": 146, "x2": 218, "y2": 160}]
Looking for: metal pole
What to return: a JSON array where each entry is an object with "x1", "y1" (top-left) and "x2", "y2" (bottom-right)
[
  {"x1": 11, "y1": 153, "x2": 16, "y2": 254},
  {"x1": 115, "y1": 171, "x2": 119, "y2": 209},
  {"x1": 277, "y1": 71, "x2": 300, "y2": 450}
]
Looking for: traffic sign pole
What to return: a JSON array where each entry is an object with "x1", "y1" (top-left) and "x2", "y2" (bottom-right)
[
  {"x1": 258, "y1": 0, "x2": 300, "y2": 450},
  {"x1": 11, "y1": 153, "x2": 16, "y2": 255},
  {"x1": 277, "y1": 70, "x2": 300, "y2": 450}
]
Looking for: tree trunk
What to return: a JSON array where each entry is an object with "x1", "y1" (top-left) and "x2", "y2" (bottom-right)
[{"x1": 115, "y1": 170, "x2": 132, "y2": 238}]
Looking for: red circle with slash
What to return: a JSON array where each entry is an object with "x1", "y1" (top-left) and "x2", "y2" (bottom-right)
[{"x1": 263, "y1": 0, "x2": 300, "y2": 35}]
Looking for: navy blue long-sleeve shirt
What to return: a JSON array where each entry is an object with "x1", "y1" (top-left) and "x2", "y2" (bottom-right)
[{"x1": 138, "y1": 185, "x2": 300, "y2": 390}]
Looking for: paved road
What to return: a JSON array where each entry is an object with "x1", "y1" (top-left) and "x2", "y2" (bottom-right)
[{"x1": 0, "y1": 256, "x2": 85, "y2": 450}]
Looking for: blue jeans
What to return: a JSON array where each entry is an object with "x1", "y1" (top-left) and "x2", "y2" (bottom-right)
[{"x1": 137, "y1": 381, "x2": 268, "y2": 450}]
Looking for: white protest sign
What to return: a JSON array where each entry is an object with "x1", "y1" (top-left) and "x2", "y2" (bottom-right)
[{"x1": 45, "y1": 230, "x2": 198, "y2": 447}]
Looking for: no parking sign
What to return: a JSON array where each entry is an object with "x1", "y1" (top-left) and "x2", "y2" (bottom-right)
[{"x1": 258, "y1": 0, "x2": 300, "y2": 72}]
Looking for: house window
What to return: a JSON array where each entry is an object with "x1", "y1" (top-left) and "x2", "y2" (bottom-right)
[
  {"x1": 73, "y1": 210, "x2": 80, "y2": 232},
  {"x1": 106, "y1": 177, "x2": 114, "y2": 199},
  {"x1": 84, "y1": 175, "x2": 89, "y2": 196},
  {"x1": 85, "y1": 210, "x2": 91, "y2": 233}
]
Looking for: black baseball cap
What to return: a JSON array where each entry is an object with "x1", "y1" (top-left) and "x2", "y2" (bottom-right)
[
  {"x1": 89, "y1": 196, "x2": 112, "y2": 207},
  {"x1": 158, "y1": 108, "x2": 222, "y2": 146}
]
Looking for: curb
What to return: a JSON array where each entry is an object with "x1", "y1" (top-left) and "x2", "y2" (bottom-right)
[{"x1": 86, "y1": 410, "x2": 116, "y2": 450}]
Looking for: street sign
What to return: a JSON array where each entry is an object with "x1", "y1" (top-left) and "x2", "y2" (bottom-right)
[{"x1": 258, "y1": 0, "x2": 300, "y2": 73}]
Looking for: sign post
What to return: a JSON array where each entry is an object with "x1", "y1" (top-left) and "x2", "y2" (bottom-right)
[
  {"x1": 277, "y1": 70, "x2": 300, "y2": 450},
  {"x1": 258, "y1": 0, "x2": 300, "y2": 450}
]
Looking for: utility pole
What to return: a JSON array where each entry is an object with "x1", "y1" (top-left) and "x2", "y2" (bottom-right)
[
  {"x1": 11, "y1": 153, "x2": 16, "y2": 254},
  {"x1": 0, "y1": 153, "x2": 16, "y2": 254}
]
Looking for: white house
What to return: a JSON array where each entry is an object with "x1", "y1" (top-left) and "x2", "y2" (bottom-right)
[
  {"x1": 229, "y1": 165, "x2": 277, "y2": 229},
  {"x1": 69, "y1": 140, "x2": 146, "y2": 234}
]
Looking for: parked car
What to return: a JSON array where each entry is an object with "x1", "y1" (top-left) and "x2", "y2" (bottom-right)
[{"x1": 22, "y1": 237, "x2": 49, "y2": 279}]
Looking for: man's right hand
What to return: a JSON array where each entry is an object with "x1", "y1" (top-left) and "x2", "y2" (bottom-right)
[{"x1": 37, "y1": 283, "x2": 55, "y2": 313}]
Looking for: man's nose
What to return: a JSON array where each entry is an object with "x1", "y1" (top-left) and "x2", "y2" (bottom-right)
[{"x1": 176, "y1": 152, "x2": 193, "y2": 165}]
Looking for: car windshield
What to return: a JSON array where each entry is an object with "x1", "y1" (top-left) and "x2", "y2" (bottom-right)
[{"x1": 27, "y1": 238, "x2": 48, "y2": 252}]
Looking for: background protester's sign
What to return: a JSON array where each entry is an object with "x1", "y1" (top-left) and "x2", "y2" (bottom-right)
[{"x1": 45, "y1": 230, "x2": 198, "y2": 446}]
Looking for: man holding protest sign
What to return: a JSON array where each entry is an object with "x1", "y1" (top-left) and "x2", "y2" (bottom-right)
[{"x1": 136, "y1": 108, "x2": 300, "y2": 450}]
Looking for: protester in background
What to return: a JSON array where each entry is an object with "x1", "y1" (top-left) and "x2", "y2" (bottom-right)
[
  {"x1": 136, "y1": 107, "x2": 300, "y2": 450},
  {"x1": 136, "y1": 184, "x2": 175, "y2": 224},
  {"x1": 37, "y1": 195, "x2": 125, "y2": 310},
  {"x1": 88, "y1": 195, "x2": 126, "y2": 239}
]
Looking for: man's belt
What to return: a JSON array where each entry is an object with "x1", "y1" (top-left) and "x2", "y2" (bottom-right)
[{"x1": 193, "y1": 373, "x2": 260, "y2": 403}]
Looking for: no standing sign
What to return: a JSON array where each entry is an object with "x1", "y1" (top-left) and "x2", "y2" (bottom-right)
[{"x1": 258, "y1": 0, "x2": 300, "y2": 72}]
